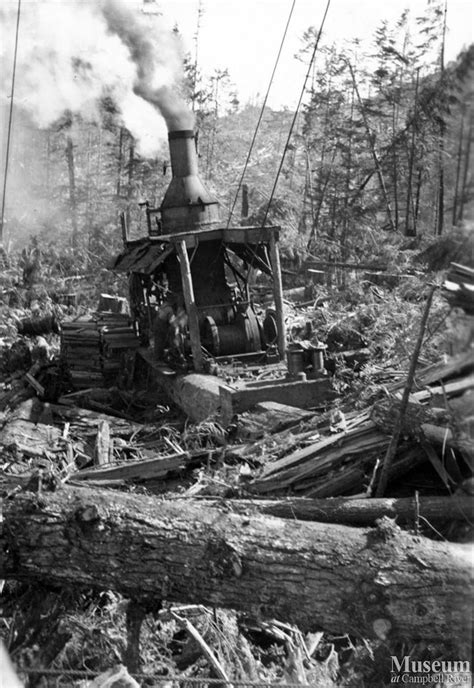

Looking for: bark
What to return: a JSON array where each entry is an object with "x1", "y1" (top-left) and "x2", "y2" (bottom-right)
[{"x1": 2, "y1": 485, "x2": 472, "y2": 648}]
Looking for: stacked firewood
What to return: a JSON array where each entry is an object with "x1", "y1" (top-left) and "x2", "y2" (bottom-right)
[
  {"x1": 61, "y1": 313, "x2": 139, "y2": 389},
  {"x1": 61, "y1": 319, "x2": 103, "y2": 389},
  {"x1": 98, "y1": 312, "x2": 140, "y2": 383}
]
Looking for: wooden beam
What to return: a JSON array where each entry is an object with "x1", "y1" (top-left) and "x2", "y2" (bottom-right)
[
  {"x1": 268, "y1": 229, "x2": 286, "y2": 360},
  {"x1": 176, "y1": 239, "x2": 203, "y2": 372},
  {"x1": 219, "y1": 377, "x2": 336, "y2": 426},
  {"x1": 150, "y1": 226, "x2": 280, "y2": 248}
]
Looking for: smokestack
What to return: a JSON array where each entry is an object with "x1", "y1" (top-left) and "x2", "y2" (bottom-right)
[
  {"x1": 168, "y1": 130, "x2": 199, "y2": 176},
  {"x1": 160, "y1": 130, "x2": 220, "y2": 234}
]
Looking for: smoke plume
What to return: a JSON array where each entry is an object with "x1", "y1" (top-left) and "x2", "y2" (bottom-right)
[{"x1": 0, "y1": 0, "x2": 194, "y2": 156}]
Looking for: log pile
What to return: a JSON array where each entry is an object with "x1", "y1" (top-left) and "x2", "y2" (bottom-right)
[{"x1": 61, "y1": 313, "x2": 139, "y2": 389}]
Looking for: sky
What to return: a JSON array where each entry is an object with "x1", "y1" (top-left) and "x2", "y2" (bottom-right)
[
  {"x1": 157, "y1": 0, "x2": 474, "y2": 108},
  {"x1": 0, "y1": 0, "x2": 472, "y2": 152}
]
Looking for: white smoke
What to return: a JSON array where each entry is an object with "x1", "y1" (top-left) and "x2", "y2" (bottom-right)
[{"x1": 0, "y1": 0, "x2": 194, "y2": 157}]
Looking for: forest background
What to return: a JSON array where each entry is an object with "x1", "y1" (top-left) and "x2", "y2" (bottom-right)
[{"x1": 0, "y1": 0, "x2": 473, "y2": 275}]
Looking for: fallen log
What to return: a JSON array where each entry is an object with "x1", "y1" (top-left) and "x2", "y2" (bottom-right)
[
  {"x1": 186, "y1": 495, "x2": 474, "y2": 527},
  {"x1": 1, "y1": 485, "x2": 472, "y2": 648}
]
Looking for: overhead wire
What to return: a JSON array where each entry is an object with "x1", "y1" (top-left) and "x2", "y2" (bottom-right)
[
  {"x1": 0, "y1": 0, "x2": 22, "y2": 245},
  {"x1": 261, "y1": 0, "x2": 332, "y2": 229},
  {"x1": 225, "y1": 0, "x2": 296, "y2": 228}
]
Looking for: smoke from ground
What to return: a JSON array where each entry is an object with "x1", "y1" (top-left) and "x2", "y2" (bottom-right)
[{"x1": 0, "y1": 0, "x2": 194, "y2": 156}]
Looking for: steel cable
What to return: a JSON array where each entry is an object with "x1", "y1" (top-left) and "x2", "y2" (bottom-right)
[
  {"x1": 0, "y1": 0, "x2": 22, "y2": 245},
  {"x1": 225, "y1": 0, "x2": 296, "y2": 228},
  {"x1": 261, "y1": 0, "x2": 332, "y2": 229}
]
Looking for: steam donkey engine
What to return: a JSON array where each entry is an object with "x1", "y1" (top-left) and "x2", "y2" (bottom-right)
[
  {"x1": 112, "y1": 128, "x2": 286, "y2": 371},
  {"x1": 108, "y1": 127, "x2": 334, "y2": 420}
]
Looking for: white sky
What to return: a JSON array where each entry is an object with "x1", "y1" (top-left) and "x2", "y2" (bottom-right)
[{"x1": 157, "y1": 0, "x2": 474, "y2": 108}]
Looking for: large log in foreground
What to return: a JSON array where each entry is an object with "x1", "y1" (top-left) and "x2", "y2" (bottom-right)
[{"x1": 2, "y1": 486, "x2": 472, "y2": 648}]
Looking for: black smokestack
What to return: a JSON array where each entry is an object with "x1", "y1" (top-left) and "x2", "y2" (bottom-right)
[{"x1": 160, "y1": 130, "x2": 220, "y2": 234}]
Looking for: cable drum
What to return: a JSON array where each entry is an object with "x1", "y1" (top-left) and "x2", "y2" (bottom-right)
[{"x1": 201, "y1": 309, "x2": 262, "y2": 357}]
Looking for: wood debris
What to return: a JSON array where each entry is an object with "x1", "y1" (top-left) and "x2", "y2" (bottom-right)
[
  {"x1": 250, "y1": 351, "x2": 474, "y2": 497},
  {"x1": 73, "y1": 448, "x2": 220, "y2": 483}
]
